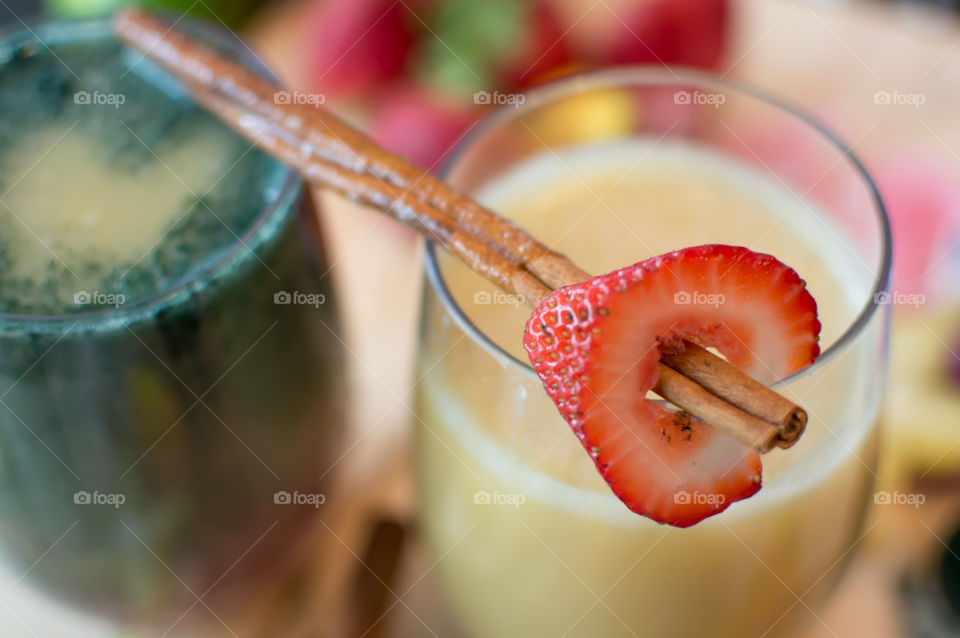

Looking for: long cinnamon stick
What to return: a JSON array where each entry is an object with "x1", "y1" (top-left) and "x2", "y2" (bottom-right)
[
  {"x1": 182, "y1": 83, "x2": 552, "y2": 306},
  {"x1": 113, "y1": 9, "x2": 808, "y2": 453}
]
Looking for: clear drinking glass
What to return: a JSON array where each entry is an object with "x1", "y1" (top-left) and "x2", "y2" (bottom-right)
[
  {"x1": 0, "y1": 17, "x2": 344, "y2": 635},
  {"x1": 416, "y1": 69, "x2": 890, "y2": 638}
]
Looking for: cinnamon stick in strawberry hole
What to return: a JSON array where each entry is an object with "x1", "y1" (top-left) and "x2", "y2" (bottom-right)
[{"x1": 113, "y1": 9, "x2": 820, "y2": 525}]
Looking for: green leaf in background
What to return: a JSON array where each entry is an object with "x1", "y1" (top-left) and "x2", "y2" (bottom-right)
[
  {"x1": 43, "y1": 0, "x2": 265, "y2": 28},
  {"x1": 415, "y1": 0, "x2": 527, "y2": 94}
]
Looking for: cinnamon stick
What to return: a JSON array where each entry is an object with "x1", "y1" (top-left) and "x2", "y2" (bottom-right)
[
  {"x1": 655, "y1": 366, "x2": 782, "y2": 452},
  {"x1": 112, "y1": 9, "x2": 578, "y2": 291},
  {"x1": 660, "y1": 342, "x2": 807, "y2": 448},
  {"x1": 184, "y1": 83, "x2": 552, "y2": 303},
  {"x1": 113, "y1": 9, "x2": 808, "y2": 453}
]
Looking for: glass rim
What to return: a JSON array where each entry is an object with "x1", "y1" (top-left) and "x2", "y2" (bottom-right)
[
  {"x1": 0, "y1": 15, "x2": 301, "y2": 328},
  {"x1": 424, "y1": 66, "x2": 892, "y2": 387}
]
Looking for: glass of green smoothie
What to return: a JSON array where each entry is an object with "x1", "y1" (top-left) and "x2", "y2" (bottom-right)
[{"x1": 0, "y1": 15, "x2": 344, "y2": 634}]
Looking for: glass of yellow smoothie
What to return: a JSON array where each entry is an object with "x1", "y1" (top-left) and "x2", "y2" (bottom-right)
[{"x1": 416, "y1": 69, "x2": 890, "y2": 637}]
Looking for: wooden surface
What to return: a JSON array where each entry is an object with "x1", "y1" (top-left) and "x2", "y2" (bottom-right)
[{"x1": 242, "y1": 1, "x2": 960, "y2": 636}]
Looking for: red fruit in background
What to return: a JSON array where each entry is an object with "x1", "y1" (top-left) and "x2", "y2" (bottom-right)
[
  {"x1": 586, "y1": 0, "x2": 729, "y2": 70},
  {"x1": 500, "y1": 0, "x2": 571, "y2": 89},
  {"x1": 305, "y1": 0, "x2": 416, "y2": 96},
  {"x1": 369, "y1": 85, "x2": 479, "y2": 169},
  {"x1": 872, "y1": 154, "x2": 960, "y2": 300}
]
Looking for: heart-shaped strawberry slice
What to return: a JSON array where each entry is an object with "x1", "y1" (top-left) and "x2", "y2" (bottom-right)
[{"x1": 523, "y1": 244, "x2": 820, "y2": 527}]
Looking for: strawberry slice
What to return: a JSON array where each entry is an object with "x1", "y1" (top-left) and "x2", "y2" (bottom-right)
[{"x1": 523, "y1": 245, "x2": 820, "y2": 527}]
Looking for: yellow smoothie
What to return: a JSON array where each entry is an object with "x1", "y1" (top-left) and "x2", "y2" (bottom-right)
[{"x1": 417, "y1": 139, "x2": 882, "y2": 638}]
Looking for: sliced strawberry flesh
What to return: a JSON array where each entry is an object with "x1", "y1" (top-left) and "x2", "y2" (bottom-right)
[{"x1": 523, "y1": 245, "x2": 820, "y2": 527}]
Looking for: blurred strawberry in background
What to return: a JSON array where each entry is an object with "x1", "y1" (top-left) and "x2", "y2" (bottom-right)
[
  {"x1": 304, "y1": 0, "x2": 417, "y2": 98},
  {"x1": 368, "y1": 84, "x2": 480, "y2": 168},
  {"x1": 49, "y1": 0, "x2": 735, "y2": 166},
  {"x1": 300, "y1": 0, "x2": 730, "y2": 167},
  {"x1": 50, "y1": 0, "x2": 733, "y2": 167},
  {"x1": 871, "y1": 154, "x2": 960, "y2": 301},
  {"x1": 566, "y1": 0, "x2": 729, "y2": 68}
]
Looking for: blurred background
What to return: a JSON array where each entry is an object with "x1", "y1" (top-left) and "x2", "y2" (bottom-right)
[{"x1": 2, "y1": 0, "x2": 960, "y2": 636}]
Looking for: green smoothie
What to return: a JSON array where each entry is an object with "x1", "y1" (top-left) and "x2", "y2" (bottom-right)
[{"x1": 0, "y1": 17, "x2": 344, "y2": 632}]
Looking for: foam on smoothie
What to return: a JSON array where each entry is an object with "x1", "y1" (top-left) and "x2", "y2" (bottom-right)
[{"x1": 0, "y1": 38, "x2": 275, "y2": 315}]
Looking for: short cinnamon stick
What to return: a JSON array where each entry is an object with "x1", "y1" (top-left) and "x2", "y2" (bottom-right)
[{"x1": 660, "y1": 342, "x2": 807, "y2": 448}]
